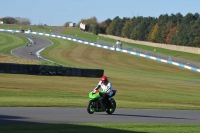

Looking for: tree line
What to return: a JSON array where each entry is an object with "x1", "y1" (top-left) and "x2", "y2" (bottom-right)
[
  {"x1": 0, "y1": 17, "x2": 31, "y2": 25},
  {"x1": 77, "y1": 13, "x2": 200, "y2": 47},
  {"x1": 1, "y1": 13, "x2": 199, "y2": 47}
]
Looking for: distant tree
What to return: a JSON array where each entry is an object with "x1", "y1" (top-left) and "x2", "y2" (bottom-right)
[
  {"x1": 2, "y1": 17, "x2": 17, "y2": 24},
  {"x1": 176, "y1": 13, "x2": 183, "y2": 24},
  {"x1": 189, "y1": 18, "x2": 200, "y2": 47},
  {"x1": 77, "y1": 16, "x2": 98, "y2": 34},
  {"x1": 146, "y1": 17, "x2": 158, "y2": 40},
  {"x1": 176, "y1": 13, "x2": 196, "y2": 46},
  {"x1": 148, "y1": 23, "x2": 159, "y2": 42},
  {"x1": 129, "y1": 16, "x2": 144, "y2": 40},
  {"x1": 98, "y1": 21, "x2": 106, "y2": 34},
  {"x1": 122, "y1": 19, "x2": 132, "y2": 38},
  {"x1": 169, "y1": 13, "x2": 183, "y2": 45},
  {"x1": 154, "y1": 14, "x2": 169, "y2": 43},
  {"x1": 165, "y1": 26, "x2": 177, "y2": 44},
  {"x1": 78, "y1": 12, "x2": 200, "y2": 47},
  {"x1": 92, "y1": 23, "x2": 100, "y2": 35},
  {"x1": 135, "y1": 17, "x2": 153, "y2": 40},
  {"x1": 116, "y1": 17, "x2": 129, "y2": 36},
  {"x1": 106, "y1": 16, "x2": 121, "y2": 35},
  {"x1": 77, "y1": 16, "x2": 98, "y2": 28},
  {"x1": 98, "y1": 18, "x2": 112, "y2": 34},
  {"x1": 15, "y1": 17, "x2": 31, "y2": 25},
  {"x1": 169, "y1": 33, "x2": 179, "y2": 45},
  {"x1": 104, "y1": 18, "x2": 112, "y2": 28},
  {"x1": 130, "y1": 26, "x2": 139, "y2": 40},
  {"x1": 38, "y1": 23, "x2": 44, "y2": 28}
]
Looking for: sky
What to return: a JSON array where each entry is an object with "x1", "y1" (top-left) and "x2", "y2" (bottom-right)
[{"x1": 0, "y1": 0, "x2": 200, "y2": 26}]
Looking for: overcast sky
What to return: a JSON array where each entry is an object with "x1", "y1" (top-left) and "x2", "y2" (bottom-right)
[{"x1": 0, "y1": 0, "x2": 199, "y2": 26}]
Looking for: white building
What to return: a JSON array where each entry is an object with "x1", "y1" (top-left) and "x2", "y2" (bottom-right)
[
  {"x1": 0, "y1": 21, "x2": 4, "y2": 24},
  {"x1": 69, "y1": 22, "x2": 76, "y2": 27},
  {"x1": 80, "y1": 23, "x2": 85, "y2": 30}
]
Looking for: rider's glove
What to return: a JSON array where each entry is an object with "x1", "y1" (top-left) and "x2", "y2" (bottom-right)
[{"x1": 92, "y1": 89, "x2": 99, "y2": 94}]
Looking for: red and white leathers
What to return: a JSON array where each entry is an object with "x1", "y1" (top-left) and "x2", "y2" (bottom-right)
[{"x1": 94, "y1": 80, "x2": 113, "y2": 96}]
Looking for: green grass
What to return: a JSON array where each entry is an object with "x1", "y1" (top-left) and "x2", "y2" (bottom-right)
[
  {"x1": 0, "y1": 32, "x2": 29, "y2": 53},
  {"x1": 0, "y1": 124, "x2": 199, "y2": 133},
  {"x1": 0, "y1": 70, "x2": 200, "y2": 109},
  {"x1": 0, "y1": 24, "x2": 61, "y2": 33}
]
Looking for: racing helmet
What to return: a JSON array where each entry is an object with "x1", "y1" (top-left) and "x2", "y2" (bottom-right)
[{"x1": 101, "y1": 75, "x2": 108, "y2": 85}]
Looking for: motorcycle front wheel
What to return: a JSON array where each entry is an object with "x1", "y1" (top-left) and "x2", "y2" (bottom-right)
[{"x1": 87, "y1": 100, "x2": 95, "y2": 114}]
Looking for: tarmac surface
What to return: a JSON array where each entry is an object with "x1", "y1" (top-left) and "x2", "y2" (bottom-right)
[
  {"x1": 2, "y1": 32, "x2": 200, "y2": 124},
  {"x1": 0, "y1": 107, "x2": 200, "y2": 124},
  {"x1": 11, "y1": 33, "x2": 52, "y2": 61}
]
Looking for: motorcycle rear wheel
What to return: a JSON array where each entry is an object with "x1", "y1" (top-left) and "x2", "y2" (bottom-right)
[
  {"x1": 106, "y1": 99, "x2": 116, "y2": 114},
  {"x1": 87, "y1": 100, "x2": 95, "y2": 114}
]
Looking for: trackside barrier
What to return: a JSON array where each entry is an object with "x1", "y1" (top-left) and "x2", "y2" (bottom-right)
[
  {"x1": 0, "y1": 63, "x2": 104, "y2": 77},
  {"x1": 0, "y1": 29, "x2": 200, "y2": 73}
]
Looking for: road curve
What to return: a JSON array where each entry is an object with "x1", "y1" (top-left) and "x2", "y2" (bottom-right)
[
  {"x1": 0, "y1": 107, "x2": 200, "y2": 124},
  {"x1": 11, "y1": 33, "x2": 52, "y2": 60},
  {"x1": 5, "y1": 32, "x2": 200, "y2": 124}
]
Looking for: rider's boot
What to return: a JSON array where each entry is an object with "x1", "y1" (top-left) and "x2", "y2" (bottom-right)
[{"x1": 106, "y1": 98, "x2": 113, "y2": 108}]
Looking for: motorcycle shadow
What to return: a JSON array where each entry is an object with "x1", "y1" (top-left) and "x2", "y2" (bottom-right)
[{"x1": 98, "y1": 113, "x2": 191, "y2": 120}]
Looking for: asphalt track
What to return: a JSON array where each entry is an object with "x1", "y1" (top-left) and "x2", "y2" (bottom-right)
[
  {"x1": 0, "y1": 107, "x2": 200, "y2": 124},
  {"x1": 2, "y1": 32, "x2": 200, "y2": 124},
  {"x1": 11, "y1": 33, "x2": 53, "y2": 61}
]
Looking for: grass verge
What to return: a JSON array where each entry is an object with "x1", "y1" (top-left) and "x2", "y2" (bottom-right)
[{"x1": 0, "y1": 124, "x2": 199, "y2": 133}]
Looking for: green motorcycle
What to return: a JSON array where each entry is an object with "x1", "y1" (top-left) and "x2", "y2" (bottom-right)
[{"x1": 87, "y1": 89, "x2": 117, "y2": 114}]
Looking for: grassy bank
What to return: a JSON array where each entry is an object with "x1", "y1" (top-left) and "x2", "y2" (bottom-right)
[{"x1": 0, "y1": 124, "x2": 199, "y2": 133}]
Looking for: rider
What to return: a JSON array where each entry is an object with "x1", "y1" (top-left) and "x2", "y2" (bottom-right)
[{"x1": 93, "y1": 75, "x2": 113, "y2": 107}]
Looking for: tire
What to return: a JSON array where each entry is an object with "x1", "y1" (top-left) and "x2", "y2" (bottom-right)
[
  {"x1": 87, "y1": 100, "x2": 95, "y2": 114},
  {"x1": 106, "y1": 99, "x2": 116, "y2": 114}
]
